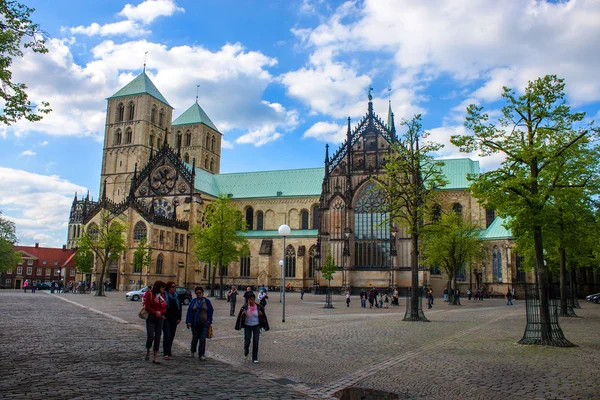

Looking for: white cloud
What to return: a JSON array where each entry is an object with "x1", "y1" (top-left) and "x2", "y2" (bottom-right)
[
  {"x1": 119, "y1": 0, "x2": 184, "y2": 24},
  {"x1": 40, "y1": 141, "x2": 48, "y2": 146},
  {"x1": 221, "y1": 139, "x2": 234, "y2": 149},
  {"x1": 66, "y1": 0, "x2": 183, "y2": 38},
  {"x1": 19, "y1": 150, "x2": 37, "y2": 157},
  {"x1": 0, "y1": 167, "x2": 87, "y2": 247},
  {"x1": 303, "y1": 121, "x2": 345, "y2": 143}
]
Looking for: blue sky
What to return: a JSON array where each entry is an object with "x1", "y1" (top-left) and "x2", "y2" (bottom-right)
[{"x1": 1, "y1": 0, "x2": 599, "y2": 247}]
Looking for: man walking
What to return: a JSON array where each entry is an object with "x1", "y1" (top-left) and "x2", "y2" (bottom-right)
[
  {"x1": 243, "y1": 286, "x2": 254, "y2": 305},
  {"x1": 506, "y1": 289, "x2": 513, "y2": 306},
  {"x1": 228, "y1": 286, "x2": 238, "y2": 316}
]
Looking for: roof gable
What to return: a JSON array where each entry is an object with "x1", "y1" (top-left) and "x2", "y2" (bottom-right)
[
  {"x1": 172, "y1": 102, "x2": 219, "y2": 132},
  {"x1": 439, "y1": 158, "x2": 480, "y2": 190},
  {"x1": 109, "y1": 72, "x2": 171, "y2": 107},
  {"x1": 480, "y1": 216, "x2": 513, "y2": 240}
]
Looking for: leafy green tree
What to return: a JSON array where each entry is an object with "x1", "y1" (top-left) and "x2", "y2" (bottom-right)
[
  {"x1": 382, "y1": 114, "x2": 447, "y2": 321},
  {"x1": 77, "y1": 211, "x2": 127, "y2": 297},
  {"x1": 0, "y1": 211, "x2": 20, "y2": 276},
  {"x1": 74, "y1": 245, "x2": 93, "y2": 286},
  {"x1": 421, "y1": 212, "x2": 483, "y2": 305},
  {"x1": 451, "y1": 75, "x2": 599, "y2": 345},
  {"x1": 320, "y1": 251, "x2": 337, "y2": 287},
  {"x1": 132, "y1": 237, "x2": 152, "y2": 290},
  {"x1": 190, "y1": 194, "x2": 249, "y2": 299},
  {"x1": 0, "y1": 1, "x2": 51, "y2": 125}
]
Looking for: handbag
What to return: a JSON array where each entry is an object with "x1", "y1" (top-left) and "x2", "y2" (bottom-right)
[
  {"x1": 207, "y1": 325, "x2": 213, "y2": 338},
  {"x1": 138, "y1": 306, "x2": 149, "y2": 320}
]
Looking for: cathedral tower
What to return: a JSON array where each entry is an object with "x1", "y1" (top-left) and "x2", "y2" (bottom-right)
[{"x1": 100, "y1": 71, "x2": 173, "y2": 202}]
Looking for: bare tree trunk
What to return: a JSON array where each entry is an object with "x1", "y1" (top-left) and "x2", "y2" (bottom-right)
[
  {"x1": 570, "y1": 264, "x2": 580, "y2": 309},
  {"x1": 411, "y1": 233, "x2": 419, "y2": 317},
  {"x1": 218, "y1": 261, "x2": 224, "y2": 299},
  {"x1": 96, "y1": 257, "x2": 107, "y2": 297},
  {"x1": 559, "y1": 247, "x2": 568, "y2": 316},
  {"x1": 533, "y1": 228, "x2": 552, "y2": 344}
]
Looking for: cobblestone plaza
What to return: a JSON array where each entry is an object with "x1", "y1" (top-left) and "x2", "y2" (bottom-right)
[{"x1": 1, "y1": 290, "x2": 599, "y2": 399}]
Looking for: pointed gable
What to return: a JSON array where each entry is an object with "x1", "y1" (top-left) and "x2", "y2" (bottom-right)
[
  {"x1": 172, "y1": 102, "x2": 219, "y2": 132},
  {"x1": 109, "y1": 71, "x2": 171, "y2": 107}
]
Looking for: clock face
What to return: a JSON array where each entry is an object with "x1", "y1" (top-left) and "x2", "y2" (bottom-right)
[
  {"x1": 153, "y1": 199, "x2": 173, "y2": 218},
  {"x1": 151, "y1": 165, "x2": 176, "y2": 195}
]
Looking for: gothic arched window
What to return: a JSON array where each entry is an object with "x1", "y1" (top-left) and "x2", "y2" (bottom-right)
[
  {"x1": 493, "y1": 246, "x2": 503, "y2": 282},
  {"x1": 301, "y1": 210, "x2": 309, "y2": 230},
  {"x1": 87, "y1": 223, "x2": 99, "y2": 241},
  {"x1": 158, "y1": 109, "x2": 164, "y2": 127},
  {"x1": 185, "y1": 131, "x2": 192, "y2": 146},
  {"x1": 177, "y1": 131, "x2": 182, "y2": 147},
  {"x1": 149, "y1": 131, "x2": 155, "y2": 147},
  {"x1": 206, "y1": 134, "x2": 210, "y2": 149},
  {"x1": 125, "y1": 128, "x2": 132, "y2": 144},
  {"x1": 240, "y1": 256, "x2": 250, "y2": 277},
  {"x1": 312, "y1": 205, "x2": 319, "y2": 229},
  {"x1": 114, "y1": 130, "x2": 122, "y2": 145},
  {"x1": 452, "y1": 203, "x2": 463, "y2": 216},
  {"x1": 485, "y1": 209, "x2": 496, "y2": 228},
  {"x1": 211, "y1": 135, "x2": 215, "y2": 152},
  {"x1": 285, "y1": 245, "x2": 296, "y2": 278},
  {"x1": 354, "y1": 182, "x2": 389, "y2": 268},
  {"x1": 117, "y1": 103, "x2": 124, "y2": 122},
  {"x1": 184, "y1": 153, "x2": 190, "y2": 163},
  {"x1": 128, "y1": 102, "x2": 135, "y2": 120},
  {"x1": 151, "y1": 107, "x2": 156, "y2": 124},
  {"x1": 156, "y1": 254, "x2": 164, "y2": 275},
  {"x1": 205, "y1": 157, "x2": 209, "y2": 169},
  {"x1": 210, "y1": 159, "x2": 214, "y2": 172},
  {"x1": 133, "y1": 221, "x2": 147, "y2": 241},
  {"x1": 256, "y1": 211, "x2": 264, "y2": 231},
  {"x1": 308, "y1": 245, "x2": 316, "y2": 278},
  {"x1": 245, "y1": 207, "x2": 254, "y2": 231}
]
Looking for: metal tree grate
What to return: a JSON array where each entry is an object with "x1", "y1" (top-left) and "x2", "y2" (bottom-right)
[
  {"x1": 402, "y1": 287, "x2": 429, "y2": 322},
  {"x1": 518, "y1": 283, "x2": 576, "y2": 347}
]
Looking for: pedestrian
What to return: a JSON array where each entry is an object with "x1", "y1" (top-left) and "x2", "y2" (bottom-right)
[
  {"x1": 345, "y1": 291, "x2": 351, "y2": 307},
  {"x1": 368, "y1": 290, "x2": 374, "y2": 309},
  {"x1": 91, "y1": 281, "x2": 96, "y2": 292},
  {"x1": 455, "y1": 289, "x2": 461, "y2": 305},
  {"x1": 258, "y1": 289, "x2": 268, "y2": 308},
  {"x1": 383, "y1": 294, "x2": 389, "y2": 308},
  {"x1": 31, "y1": 281, "x2": 36, "y2": 293},
  {"x1": 512, "y1": 287, "x2": 516, "y2": 298},
  {"x1": 300, "y1": 288, "x2": 305, "y2": 300},
  {"x1": 360, "y1": 289, "x2": 367, "y2": 308},
  {"x1": 50, "y1": 281, "x2": 56, "y2": 294},
  {"x1": 243, "y1": 286, "x2": 254, "y2": 305},
  {"x1": 467, "y1": 288, "x2": 472, "y2": 300},
  {"x1": 476, "y1": 288, "x2": 481, "y2": 301},
  {"x1": 68, "y1": 281, "x2": 73, "y2": 293},
  {"x1": 506, "y1": 289, "x2": 513, "y2": 306},
  {"x1": 378, "y1": 293, "x2": 383, "y2": 309},
  {"x1": 443, "y1": 288, "x2": 448, "y2": 302},
  {"x1": 428, "y1": 289, "x2": 434, "y2": 305},
  {"x1": 162, "y1": 281, "x2": 181, "y2": 360},
  {"x1": 235, "y1": 292, "x2": 269, "y2": 363},
  {"x1": 23, "y1": 279, "x2": 29, "y2": 293},
  {"x1": 393, "y1": 288, "x2": 399, "y2": 306},
  {"x1": 427, "y1": 291, "x2": 433, "y2": 309},
  {"x1": 186, "y1": 286, "x2": 214, "y2": 361},
  {"x1": 142, "y1": 280, "x2": 167, "y2": 364},
  {"x1": 227, "y1": 286, "x2": 238, "y2": 316}
]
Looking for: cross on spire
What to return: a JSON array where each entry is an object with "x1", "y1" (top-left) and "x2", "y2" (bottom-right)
[
  {"x1": 196, "y1": 84, "x2": 200, "y2": 103},
  {"x1": 143, "y1": 51, "x2": 148, "y2": 72}
]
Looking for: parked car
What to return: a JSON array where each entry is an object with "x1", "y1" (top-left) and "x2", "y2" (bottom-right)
[
  {"x1": 174, "y1": 286, "x2": 192, "y2": 305},
  {"x1": 35, "y1": 282, "x2": 52, "y2": 290},
  {"x1": 125, "y1": 287, "x2": 149, "y2": 301},
  {"x1": 585, "y1": 293, "x2": 600, "y2": 303}
]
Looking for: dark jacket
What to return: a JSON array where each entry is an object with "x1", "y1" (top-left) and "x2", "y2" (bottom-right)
[
  {"x1": 234, "y1": 303, "x2": 270, "y2": 331},
  {"x1": 185, "y1": 297, "x2": 214, "y2": 326},
  {"x1": 164, "y1": 291, "x2": 182, "y2": 321}
]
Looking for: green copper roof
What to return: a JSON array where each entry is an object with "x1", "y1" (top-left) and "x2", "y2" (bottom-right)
[
  {"x1": 109, "y1": 72, "x2": 171, "y2": 107},
  {"x1": 172, "y1": 102, "x2": 219, "y2": 132},
  {"x1": 240, "y1": 229, "x2": 318, "y2": 238},
  {"x1": 480, "y1": 216, "x2": 513, "y2": 240},
  {"x1": 194, "y1": 167, "x2": 324, "y2": 199},
  {"x1": 439, "y1": 158, "x2": 480, "y2": 190}
]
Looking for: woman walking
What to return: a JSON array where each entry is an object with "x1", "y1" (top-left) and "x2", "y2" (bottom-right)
[
  {"x1": 235, "y1": 292, "x2": 269, "y2": 363},
  {"x1": 162, "y1": 281, "x2": 181, "y2": 360},
  {"x1": 142, "y1": 280, "x2": 167, "y2": 364},
  {"x1": 258, "y1": 289, "x2": 268, "y2": 308},
  {"x1": 186, "y1": 287, "x2": 213, "y2": 361}
]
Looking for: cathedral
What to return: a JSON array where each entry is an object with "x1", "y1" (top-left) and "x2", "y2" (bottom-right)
[{"x1": 67, "y1": 71, "x2": 526, "y2": 296}]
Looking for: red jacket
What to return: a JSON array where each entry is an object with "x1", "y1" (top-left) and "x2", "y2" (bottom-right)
[{"x1": 143, "y1": 291, "x2": 167, "y2": 317}]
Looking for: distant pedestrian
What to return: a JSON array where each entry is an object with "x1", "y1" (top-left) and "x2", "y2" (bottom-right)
[
  {"x1": 162, "y1": 281, "x2": 181, "y2": 360},
  {"x1": 443, "y1": 288, "x2": 448, "y2": 302},
  {"x1": 506, "y1": 289, "x2": 513, "y2": 306},
  {"x1": 243, "y1": 287, "x2": 254, "y2": 305},
  {"x1": 455, "y1": 289, "x2": 461, "y2": 305},
  {"x1": 68, "y1": 281, "x2": 73, "y2": 293},
  {"x1": 476, "y1": 288, "x2": 482, "y2": 301},
  {"x1": 31, "y1": 282, "x2": 36, "y2": 293},
  {"x1": 467, "y1": 288, "x2": 472, "y2": 300},
  {"x1": 300, "y1": 288, "x2": 305, "y2": 300},
  {"x1": 186, "y1": 286, "x2": 214, "y2": 362},
  {"x1": 377, "y1": 293, "x2": 383, "y2": 309},
  {"x1": 393, "y1": 288, "x2": 399, "y2": 306},
  {"x1": 258, "y1": 289, "x2": 268, "y2": 308},
  {"x1": 428, "y1": 289, "x2": 434, "y2": 305},
  {"x1": 227, "y1": 286, "x2": 238, "y2": 316},
  {"x1": 142, "y1": 280, "x2": 167, "y2": 364},
  {"x1": 235, "y1": 292, "x2": 269, "y2": 364},
  {"x1": 427, "y1": 291, "x2": 433, "y2": 309},
  {"x1": 360, "y1": 289, "x2": 367, "y2": 308},
  {"x1": 50, "y1": 281, "x2": 56, "y2": 294},
  {"x1": 345, "y1": 291, "x2": 351, "y2": 307},
  {"x1": 368, "y1": 290, "x2": 375, "y2": 309},
  {"x1": 383, "y1": 294, "x2": 389, "y2": 308},
  {"x1": 23, "y1": 279, "x2": 29, "y2": 293}
]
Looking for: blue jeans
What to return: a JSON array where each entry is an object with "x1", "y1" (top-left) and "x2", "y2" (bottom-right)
[
  {"x1": 191, "y1": 323, "x2": 208, "y2": 357},
  {"x1": 163, "y1": 319, "x2": 178, "y2": 356},
  {"x1": 244, "y1": 325, "x2": 260, "y2": 361}
]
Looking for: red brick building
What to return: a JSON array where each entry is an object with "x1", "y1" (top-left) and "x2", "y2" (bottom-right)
[{"x1": 1, "y1": 244, "x2": 76, "y2": 289}]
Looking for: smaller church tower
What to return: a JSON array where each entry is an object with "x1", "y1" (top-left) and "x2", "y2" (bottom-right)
[
  {"x1": 171, "y1": 99, "x2": 222, "y2": 174},
  {"x1": 67, "y1": 191, "x2": 97, "y2": 249}
]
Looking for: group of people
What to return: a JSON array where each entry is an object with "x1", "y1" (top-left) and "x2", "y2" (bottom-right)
[
  {"x1": 356, "y1": 288, "x2": 399, "y2": 309},
  {"x1": 142, "y1": 282, "x2": 270, "y2": 365},
  {"x1": 465, "y1": 288, "x2": 484, "y2": 301}
]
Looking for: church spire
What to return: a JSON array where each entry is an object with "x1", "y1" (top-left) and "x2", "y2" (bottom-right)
[{"x1": 324, "y1": 144, "x2": 330, "y2": 178}]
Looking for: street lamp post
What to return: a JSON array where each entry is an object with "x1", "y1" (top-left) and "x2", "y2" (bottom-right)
[
  {"x1": 279, "y1": 259, "x2": 284, "y2": 303},
  {"x1": 279, "y1": 224, "x2": 291, "y2": 323}
]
